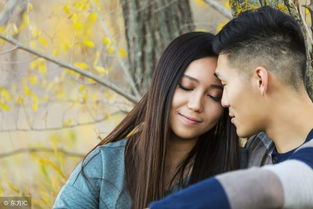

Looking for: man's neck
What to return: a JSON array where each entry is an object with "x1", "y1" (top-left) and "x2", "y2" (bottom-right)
[{"x1": 265, "y1": 90, "x2": 313, "y2": 153}]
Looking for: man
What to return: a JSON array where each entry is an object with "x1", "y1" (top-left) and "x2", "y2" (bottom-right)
[{"x1": 149, "y1": 6, "x2": 313, "y2": 209}]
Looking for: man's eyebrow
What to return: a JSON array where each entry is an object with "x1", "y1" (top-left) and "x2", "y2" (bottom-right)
[
  {"x1": 213, "y1": 72, "x2": 220, "y2": 78},
  {"x1": 210, "y1": 84, "x2": 223, "y2": 90},
  {"x1": 183, "y1": 74, "x2": 199, "y2": 83}
]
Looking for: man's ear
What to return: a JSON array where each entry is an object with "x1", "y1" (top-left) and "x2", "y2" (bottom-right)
[{"x1": 253, "y1": 67, "x2": 269, "y2": 96}]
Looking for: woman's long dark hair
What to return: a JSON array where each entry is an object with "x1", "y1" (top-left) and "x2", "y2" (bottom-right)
[{"x1": 82, "y1": 32, "x2": 240, "y2": 209}]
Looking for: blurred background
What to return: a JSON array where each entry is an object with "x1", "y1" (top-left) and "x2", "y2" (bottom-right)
[{"x1": 0, "y1": 0, "x2": 311, "y2": 208}]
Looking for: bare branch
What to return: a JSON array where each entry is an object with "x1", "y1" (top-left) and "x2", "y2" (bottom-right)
[
  {"x1": 91, "y1": 0, "x2": 142, "y2": 99},
  {"x1": 0, "y1": 110, "x2": 126, "y2": 132},
  {"x1": 204, "y1": 0, "x2": 232, "y2": 19},
  {"x1": 0, "y1": 34, "x2": 139, "y2": 104},
  {"x1": 0, "y1": 45, "x2": 18, "y2": 55},
  {"x1": 0, "y1": 0, "x2": 22, "y2": 25},
  {"x1": 300, "y1": 5, "x2": 313, "y2": 45},
  {"x1": 0, "y1": 147, "x2": 84, "y2": 159}
]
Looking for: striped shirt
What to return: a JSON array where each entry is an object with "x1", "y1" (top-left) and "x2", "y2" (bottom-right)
[{"x1": 150, "y1": 129, "x2": 313, "y2": 209}]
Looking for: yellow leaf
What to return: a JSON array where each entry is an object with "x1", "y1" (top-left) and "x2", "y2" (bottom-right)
[
  {"x1": 19, "y1": 13, "x2": 30, "y2": 30},
  {"x1": 29, "y1": 75, "x2": 38, "y2": 85},
  {"x1": 0, "y1": 88, "x2": 12, "y2": 100},
  {"x1": 94, "y1": 66, "x2": 108, "y2": 74},
  {"x1": 52, "y1": 49, "x2": 59, "y2": 56},
  {"x1": 32, "y1": 103, "x2": 38, "y2": 112},
  {"x1": 32, "y1": 95, "x2": 39, "y2": 112},
  {"x1": 64, "y1": 119, "x2": 73, "y2": 126},
  {"x1": 107, "y1": 46, "x2": 115, "y2": 54},
  {"x1": 118, "y1": 48, "x2": 127, "y2": 58},
  {"x1": 62, "y1": 43, "x2": 71, "y2": 51},
  {"x1": 194, "y1": 0, "x2": 207, "y2": 8},
  {"x1": 93, "y1": 51, "x2": 100, "y2": 66},
  {"x1": 74, "y1": 62, "x2": 89, "y2": 69},
  {"x1": 23, "y1": 87, "x2": 33, "y2": 96},
  {"x1": 104, "y1": 91, "x2": 113, "y2": 100},
  {"x1": 30, "y1": 40, "x2": 37, "y2": 49},
  {"x1": 70, "y1": 13, "x2": 78, "y2": 22},
  {"x1": 7, "y1": 183, "x2": 20, "y2": 193},
  {"x1": 0, "y1": 26, "x2": 5, "y2": 33},
  {"x1": 15, "y1": 96, "x2": 25, "y2": 104},
  {"x1": 79, "y1": 85, "x2": 86, "y2": 93},
  {"x1": 87, "y1": 78, "x2": 96, "y2": 84},
  {"x1": 30, "y1": 58, "x2": 43, "y2": 69},
  {"x1": 38, "y1": 36, "x2": 48, "y2": 46},
  {"x1": 102, "y1": 37, "x2": 111, "y2": 45},
  {"x1": 306, "y1": 8, "x2": 310, "y2": 15},
  {"x1": 56, "y1": 88, "x2": 65, "y2": 99},
  {"x1": 224, "y1": 1, "x2": 230, "y2": 9},
  {"x1": 0, "y1": 102, "x2": 9, "y2": 111},
  {"x1": 38, "y1": 63, "x2": 47, "y2": 75},
  {"x1": 73, "y1": 22, "x2": 84, "y2": 30},
  {"x1": 31, "y1": 26, "x2": 41, "y2": 37},
  {"x1": 90, "y1": 93, "x2": 98, "y2": 103},
  {"x1": 12, "y1": 23, "x2": 18, "y2": 35},
  {"x1": 195, "y1": 28, "x2": 209, "y2": 32},
  {"x1": 82, "y1": 94, "x2": 88, "y2": 102},
  {"x1": 88, "y1": 12, "x2": 98, "y2": 23},
  {"x1": 27, "y1": 2, "x2": 33, "y2": 11},
  {"x1": 83, "y1": 39, "x2": 95, "y2": 48},
  {"x1": 216, "y1": 20, "x2": 228, "y2": 33},
  {"x1": 63, "y1": 5, "x2": 71, "y2": 15}
]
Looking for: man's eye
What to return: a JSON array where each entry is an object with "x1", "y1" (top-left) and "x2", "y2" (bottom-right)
[{"x1": 178, "y1": 83, "x2": 193, "y2": 91}]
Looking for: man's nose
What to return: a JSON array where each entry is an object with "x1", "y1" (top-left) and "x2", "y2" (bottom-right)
[{"x1": 221, "y1": 92, "x2": 229, "y2": 108}]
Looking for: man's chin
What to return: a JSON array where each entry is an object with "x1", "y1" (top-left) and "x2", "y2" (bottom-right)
[{"x1": 236, "y1": 128, "x2": 251, "y2": 138}]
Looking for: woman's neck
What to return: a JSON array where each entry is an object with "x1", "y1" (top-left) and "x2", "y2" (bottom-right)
[{"x1": 164, "y1": 134, "x2": 198, "y2": 189}]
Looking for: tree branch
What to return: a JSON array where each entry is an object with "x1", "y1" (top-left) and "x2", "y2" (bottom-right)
[
  {"x1": 0, "y1": 147, "x2": 84, "y2": 159},
  {"x1": 90, "y1": 0, "x2": 142, "y2": 99},
  {"x1": 0, "y1": 34, "x2": 139, "y2": 104},
  {"x1": 0, "y1": 0, "x2": 22, "y2": 25},
  {"x1": 0, "y1": 45, "x2": 18, "y2": 55},
  {"x1": 0, "y1": 110, "x2": 127, "y2": 132},
  {"x1": 204, "y1": 0, "x2": 232, "y2": 19}
]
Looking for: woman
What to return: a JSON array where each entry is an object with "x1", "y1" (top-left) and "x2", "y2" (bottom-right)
[{"x1": 53, "y1": 32, "x2": 240, "y2": 209}]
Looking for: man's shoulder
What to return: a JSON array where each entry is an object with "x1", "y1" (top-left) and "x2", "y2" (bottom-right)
[
  {"x1": 244, "y1": 132, "x2": 274, "y2": 167},
  {"x1": 291, "y1": 137, "x2": 313, "y2": 169}
]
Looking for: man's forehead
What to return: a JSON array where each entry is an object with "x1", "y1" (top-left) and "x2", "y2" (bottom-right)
[{"x1": 215, "y1": 54, "x2": 230, "y2": 78}]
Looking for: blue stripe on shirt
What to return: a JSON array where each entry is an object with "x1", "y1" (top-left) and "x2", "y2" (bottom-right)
[
  {"x1": 289, "y1": 147, "x2": 313, "y2": 169},
  {"x1": 149, "y1": 178, "x2": 230, "y2": 209}
]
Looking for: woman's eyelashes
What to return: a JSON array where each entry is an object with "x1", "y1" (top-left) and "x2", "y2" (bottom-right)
[
  {"x1": 178, "y1": 83, "x2": 193, "y2": 91},
  {"x1": 208, "y1": 95, "x2": 221, "y2": 102},
  {"x1": 178, "y1": 83, "x2": 222, "y2": 102}
]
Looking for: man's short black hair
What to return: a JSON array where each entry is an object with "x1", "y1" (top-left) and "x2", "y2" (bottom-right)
[{"x1": 213, "y1": 6, "x2": 306, "y2": 89}]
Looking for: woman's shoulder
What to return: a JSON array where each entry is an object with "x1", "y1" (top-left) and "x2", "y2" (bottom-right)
[
  {"x1": 53, "y1": 139, "x2": 130, "y2": 208},
  {"x1": 82, "y1": 138, "x2": 128, "y2": 175},
  {"x1": 97, "y1": 138, "x2": 128, "y2": 150}
]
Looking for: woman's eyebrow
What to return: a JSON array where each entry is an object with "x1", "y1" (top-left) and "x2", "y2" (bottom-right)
[
  {"x1": 183, "y1": 74, "x2": 198, "y2": 83},
  {"x1": 183, "y1": 74, "x2": 223, "y2": 90}
]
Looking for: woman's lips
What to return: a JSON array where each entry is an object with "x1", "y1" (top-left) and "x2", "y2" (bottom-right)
[{"x1": 178, "y1": 112, "x2": 202, "y2": 125}]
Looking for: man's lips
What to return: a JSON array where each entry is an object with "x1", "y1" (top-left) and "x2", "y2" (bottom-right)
[
  {"x1": 178, "y1": 112, "x2": 202, "y2": 124},
  {"x1": 229, "y1": 114, "x2": 235, "y2": 123}
]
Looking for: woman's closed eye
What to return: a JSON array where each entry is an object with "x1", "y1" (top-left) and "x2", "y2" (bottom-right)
[
  {"x1": 208, "y1": 95, "x2": 221, "y2": 102},
  {"x1": 178, "y1": 83, "x2": 193, "y2": 91}
]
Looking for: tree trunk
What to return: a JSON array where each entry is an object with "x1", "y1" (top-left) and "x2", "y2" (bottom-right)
[
  {"x1": 121, "y1": 0, "x2": 194, "y2": 95},
  {"x1": 230, "y1": 0, "x2": 313, "y2": 99}
]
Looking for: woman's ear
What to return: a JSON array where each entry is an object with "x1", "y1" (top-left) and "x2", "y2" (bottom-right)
[{"x1": 253, "y1": 66, "x2": 269, "y2": 96}]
